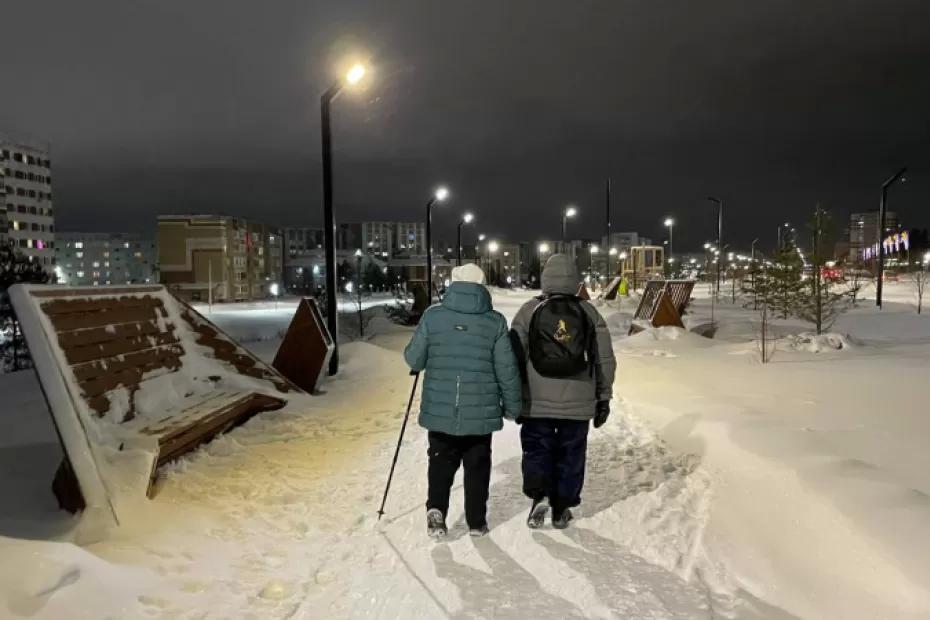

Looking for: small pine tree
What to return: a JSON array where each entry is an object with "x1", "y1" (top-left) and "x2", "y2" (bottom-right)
[
  {"x1": 765, "y1": 243, "x2": 806, "y2": 319},
  {"x1": 797, "y1": 205, "x2": 848, "y2": 334},
  {"x1": 1, "y1": 241, "x2": 51, "y2": 372}
]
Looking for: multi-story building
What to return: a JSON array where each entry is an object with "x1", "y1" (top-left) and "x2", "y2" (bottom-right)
[
  {"x1": 849, "y1": 211, "x2": 898, "y2": 262},
  {"x1": 54, "y1": 232, "x2": 157, "y2": 286},
  {"x1": 362, "y1": 221, "x2": 395, "y2": 257},
  {"x1": 157, "y1": 215, "x2": 283, "y2": 302},
  {"x1": 395, "y1": 222, "x2": 426, "y2": 255},
  {"x1": 284, "y1": 227, "x2": 324, "y2": 260},
  {"x1": 1, "y1": 136, "x2": 55, "y2": 271}
]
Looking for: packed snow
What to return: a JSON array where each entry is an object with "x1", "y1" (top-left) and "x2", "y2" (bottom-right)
[{"x1": 1, "y1": 282, "x2": 930, "y2": 619}]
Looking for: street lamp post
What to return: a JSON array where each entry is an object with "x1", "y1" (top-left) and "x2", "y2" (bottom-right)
[
  {"x1": 664, "y1": 217, "x2": 675, "y2": 276},
  {"x1": 354, "y1": 249, "x2": 363, "y2": 338},
  {"x1": 561, "y1": 206, "x2": 578, "y2": 243},
  {"x1": 320, "y1": 62, "x2": 366, "y2": 376},
  {"x1": 457, "y1": 212, "x2": 474, "y2": 266},
  {"x1": 487, "y1": 240, "x2": 499, "y2": 286},
  {"x1": 876, "y1": 167, "x2": 907, "y2": 308},
  {"x1": 425, "y1": 186, "x2": 450, "y2": 305},
  {"x1": 537, "y1": 242, "x2": 550, "y2": 287},
  {"x1": 706, "y1": 197, "x2": 723, "y2": 300}
]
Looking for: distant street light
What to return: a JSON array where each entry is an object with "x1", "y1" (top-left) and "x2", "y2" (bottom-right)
[
  {"x1": 664, "y1": 217, "x2": 675, "y2": 267},
  {"x1": 426, "y1": 186, "x2": 450, "y2": 304},
  {"x1": 457, "y1": 212, "x2": 474, "y2": 266},
  {"x1": 562, "y1": 205, "x2": 578, "y2": 242},
  {"x1": 320, "y1": 61, "x2": 367, "y2": 376},
  {"x1": 876, "y1": 167, "x2": 907, "y2": 309},
  {"x1": 706, "y1": 197, "x2": 724, "y2": 301}
]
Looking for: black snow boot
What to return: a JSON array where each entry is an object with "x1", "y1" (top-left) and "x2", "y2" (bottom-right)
[
  {"x1": 427, "y1": 508, "x2": 448, "y2": 540},
  {"x1": 552, "y1": 508, "x2": 574, "y2": 530},
  {"x1": 527, "y1": 497, "x2": 549, "y2": 529}
]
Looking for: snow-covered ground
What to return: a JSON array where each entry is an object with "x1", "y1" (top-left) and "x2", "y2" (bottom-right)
[{"x1": 1, "y1": 282, "x2": 930, "y2": 618}]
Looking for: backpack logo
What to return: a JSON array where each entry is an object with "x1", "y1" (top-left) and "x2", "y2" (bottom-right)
[{"x1": 554, "y1": 320, "x2": 571, "y2": 343}]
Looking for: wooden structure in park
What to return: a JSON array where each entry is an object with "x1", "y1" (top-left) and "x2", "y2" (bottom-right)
[
  {"x1": 9, "y1": 284, "x2": 299, "y2": 523},
  {"x1": 628, "y1": 280, "x2": 696, "y2": 334},
  {"x1": 602, "y1": 276, "x2": 623, "y2": 301},
  {"x1": 576, "y1": 282, "x2": 591, "y2": 300},
  {"x1": 621, "y1": 245, "x2": 665, "y2": 289},
  {"x1": 272, "y1": 297, "x2": 334, "y2": 393}
]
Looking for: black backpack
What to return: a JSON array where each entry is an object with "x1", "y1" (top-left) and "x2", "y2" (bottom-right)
[{"x1": 528, "y1": 294, "x2": 595, "y2": 378}]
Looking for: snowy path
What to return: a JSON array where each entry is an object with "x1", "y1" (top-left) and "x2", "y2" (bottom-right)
[
  {"x1": 76, "y1": 338, "x2": 723, "y2": 619},
  {"x1": 5, "y1": 285, "x2": 930, "y2": 618}
]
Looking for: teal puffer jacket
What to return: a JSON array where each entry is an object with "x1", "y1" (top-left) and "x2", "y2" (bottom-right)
[{"x1": 404, "y1": 282, "x2": 522, "y2": 436}]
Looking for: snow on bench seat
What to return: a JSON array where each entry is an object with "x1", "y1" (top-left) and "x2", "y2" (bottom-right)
[{"x1": 9, "y1": 284, "x2": 299, "y2": 528}]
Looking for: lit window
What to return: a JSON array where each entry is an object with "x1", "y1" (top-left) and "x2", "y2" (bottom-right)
[
  {"x1": 75, "y1": 242, "x2": 83, "y2": 249},
  {"x1": 92, "y1": 261, "x2": 100, "y2": 268},
  {"x1": 76, "y1": 251, "x2": 83, "y2": 258},
  {"x1": 76, "y1": 271, "x2": 85, "y2": 278}
]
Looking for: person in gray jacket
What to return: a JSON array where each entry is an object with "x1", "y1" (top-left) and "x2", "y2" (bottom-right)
[{"x1": 509, "y1": 253, "x2": 616, "y2": 529}]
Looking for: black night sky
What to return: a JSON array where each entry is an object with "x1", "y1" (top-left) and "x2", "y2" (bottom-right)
[{"x1": 2, "y1": 0, "x2": 929, "y2": 251}]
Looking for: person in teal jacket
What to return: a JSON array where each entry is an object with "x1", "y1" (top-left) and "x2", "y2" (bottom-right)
[{"x1": 404, "y1": 263, "x2": 522, "y2": 539}]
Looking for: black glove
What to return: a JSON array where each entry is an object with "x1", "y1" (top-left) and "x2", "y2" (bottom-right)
[{"x1": 593, "y1": 401, "x2": 610, "y2": 429}]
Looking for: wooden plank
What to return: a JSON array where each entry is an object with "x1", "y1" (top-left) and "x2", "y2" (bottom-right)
[
  {"x1": 71, "y1": 344, "x2": 185, "y2": 382},
  {"x1": 41, "y1": 295, "x2": 164, "y2": 316},
  {"x1": 47, "y1": 305, "x2": 163, "y2": 331},
  {"x1": 78, "y1": 355, "x2": 183, "y2": 398},
  {"x1": 31, "y1": 286, "x2": 163, "y2": 298},
  {"x1": 154, "y1": 393, "x2": 285, "y2": 471},
  {"x1": 62, "y1": 332, "x2": 180, "y2": 365},
  {"x1": 57, "y1": 320, "x2": 166, "y2": 349}
]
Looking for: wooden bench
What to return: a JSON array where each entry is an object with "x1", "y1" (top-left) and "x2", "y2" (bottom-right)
[
  {"x1": 10, "y1": 284, "x2": 299, "y2": 523},
  {"x1": 628, "y1": 280, "x2": 696, "y2": 334}
]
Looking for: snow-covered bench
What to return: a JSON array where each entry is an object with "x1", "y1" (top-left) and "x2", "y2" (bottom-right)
[
  {"x1": 628, "y1": 280, "x2": 695, "y2": 334},
  {"x1": 10, "y1": 284, "x2": 300, "y2": 526}
]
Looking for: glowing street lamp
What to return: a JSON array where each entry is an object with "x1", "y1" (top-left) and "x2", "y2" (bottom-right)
[
  {"x1": 663, "y1": 217, "x2": 675, "y2": 264},
  {"x1": 561, "y1": 205, "x2": 578, "y2": 242},
  {"x1": 426, "y1": 185, "x2": 450, "y2": 304},
  {"x1": 320, "y1": 60, "x2": 368, "y2": 376},
  {"x1": 457, "y1": 211, "x2": 474, "y2": 266}
]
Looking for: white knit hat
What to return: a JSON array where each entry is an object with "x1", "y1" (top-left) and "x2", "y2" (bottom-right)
[{"x1": 450, "y1": 263, "x2": 487, "y2": 285}]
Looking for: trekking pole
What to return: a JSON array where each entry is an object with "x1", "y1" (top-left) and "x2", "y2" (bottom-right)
[{"x1": 377, "y1": 370, "x2": 421, "y2": 520}]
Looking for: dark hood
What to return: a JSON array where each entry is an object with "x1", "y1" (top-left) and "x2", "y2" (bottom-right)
[
  {"x1": 442, "y1": 281, "x2": 492, "y2": 314},
  {"x1": 541, "y1": 254, "x2": 580, "y2": 295}
]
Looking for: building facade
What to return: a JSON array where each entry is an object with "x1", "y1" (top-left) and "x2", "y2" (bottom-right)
[
  {"x1": 849, "y1": 211, "x2": 898, "y2": 262},
  {"x1": 55, "y1": 232, "x2": 157, "y2": 286},
  {"x1": 284, "y1": 227, "x2": 324, "y2": 260},
  {"x1": 362, "y1": 221, "x2": 395, "y2": 256},
  {"x1": 157, "y1": 215, "x2": 283, "y2": 302},
  {"x1": 1, "y1": 136, "x2": 55, "y2": 271},
  {"x1": 395, "y1": 222, "x2": 426, "y2": 254}
]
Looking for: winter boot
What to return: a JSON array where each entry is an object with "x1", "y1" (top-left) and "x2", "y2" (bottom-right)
[
  {"x1": 468, "y1": 524, "x2": 490, "y2": 538},
  {"x1": 527, "y1": 497, "x2": 550, "y2": 529},
  {"x1": 552, "y1": 508, "x2": 574, "y2": 530},
  {"x1": 427, "y1": 509, "x2": 448, "y2": 540}
]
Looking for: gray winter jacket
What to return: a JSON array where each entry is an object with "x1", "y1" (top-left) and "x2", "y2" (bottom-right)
[{"x1": 509, "y1": 254, "x2": 616, "y2": 421}]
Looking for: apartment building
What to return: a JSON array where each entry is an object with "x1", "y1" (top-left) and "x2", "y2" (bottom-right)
[
  {"x1": 55, "y1": 232, "x2": 156, "y2": 286},
  {"x1": 849, "y1": 211, "x2": 898, "y2": 262},
  {"x1": 362, "y1": 221, "x2": 394, "y2": 256},
  {"x1": 1, "y1": 136, "x2": 55, "y2": 271},
  {"x1": 157, "y1": 215, "x2": 283, "y2": 302},
  {"x1": 395, "y1": 222, "x2": 427, "y2": 254}
]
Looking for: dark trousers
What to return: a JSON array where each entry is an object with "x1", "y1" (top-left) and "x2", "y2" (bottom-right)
[
  {"x1": 426, "y1": 431, "x2": 493, "y2": 528},
  {"x1": 520, "y1": 418, "x2": 589, "y2": 514}
]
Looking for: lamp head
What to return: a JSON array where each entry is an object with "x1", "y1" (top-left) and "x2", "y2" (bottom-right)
[
  {"x1": 664, "y1": 217, "x2": 674, "y2": 227},
  {"x1": 434, "y1": 186, "x2": 450, "y2": 202},
  {"x1": 462, "y1": 212, "x2": 474, "y2": 224},
  {"x1": 488, "y1": 241, "x2": 499, "y2": 253},
  {"x1": 345, "y1": 63, "x2": 366, "y2": 86},
  {"x1": 564, "y1": 206, "x2": 577, "y2": 218},
  {"x1": 590, "y1": 245, "x2": 599, "y2": 254},
  {"x1": 609, "y1": 247, "x2": 618, "y2": 255},
  {"x1": 538, "y1": 242, "x2": 550, "y2": 253}
]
